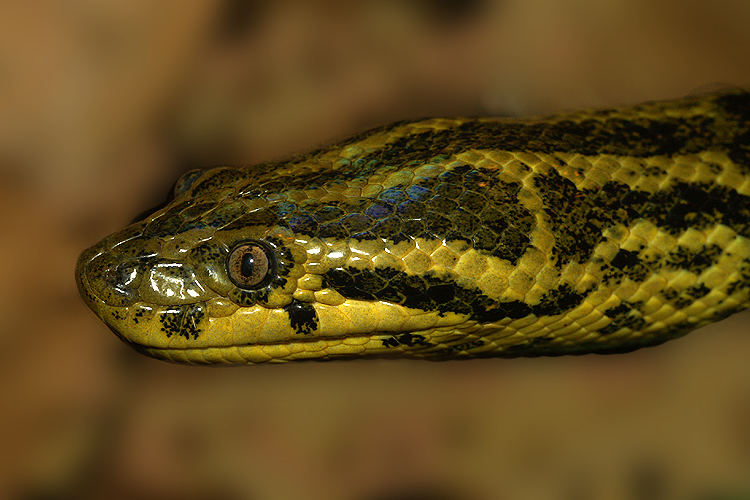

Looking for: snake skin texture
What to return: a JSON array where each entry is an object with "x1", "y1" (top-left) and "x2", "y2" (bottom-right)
[{"x1": 76, "y1": 90, "x2": 750, "y2": 364}]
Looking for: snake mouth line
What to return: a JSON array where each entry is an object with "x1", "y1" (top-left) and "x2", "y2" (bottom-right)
[
  {"x1": 137, "y1": 335, "x2": 355, "y2": 350},
  {"x1": 130, "y1": 328, "x2": 412, "y2": 351},
  {"x1": 134, "y1": 332, "x2": 403, "y2": 364}
]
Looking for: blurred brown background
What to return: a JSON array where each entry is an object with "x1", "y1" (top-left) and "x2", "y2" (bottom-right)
[{"x1": 2, "y1": 1, "x2": 750, "y2": 499}]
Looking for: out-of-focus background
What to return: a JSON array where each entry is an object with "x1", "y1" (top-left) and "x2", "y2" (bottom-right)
[{"x1": 2, "y1": 1, "x2": 750, "y2": 499}]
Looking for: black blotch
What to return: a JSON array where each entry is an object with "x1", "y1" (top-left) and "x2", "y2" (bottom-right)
[
  {"x1": 664, "y1": 244, "x2": 723, "y2": 273},
  {"x1": 599, "y1": 301, "x2": 645, "y2": 335},
  {"x1": 132, "y1": 306, "x2": 153, "y2": 325},
  {"x1": 662, "y1": 283, "x2": 712, "y2": 309},
  {"x1": 611, "y1": 248, "x2": 640, "y2": 269},
  {"x1": 610, "y1": 248, "x2": 650, "y2": 281},
  {"x1": 533, "y1": 170, "x2": 630, "y2": 267},
  {"x1": 532, "y1": 283, "x2": 588, "y2": 316},
  {"x1": 158, "y1": 303, "x2": 206, "y2": 340},
  {"x1": 533, "y1": 169, "x2": 749, "y2": 268},
  {"x1": 684, "y1": 283, "x2": 711, "y2": 299},
  {"x1": 643, "y1": 182, "x2": 750, "y2": 237},
  {"x1": 603, "y1": 247, "x2": 656, "y2": 284},
  {"x1": 283, "y1": 300, "x2": 318, "y2": 335}
]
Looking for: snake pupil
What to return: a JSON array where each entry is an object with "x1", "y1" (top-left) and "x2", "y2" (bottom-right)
[{"x1": 240, "y1": 252, "x2": 256, "y2": 278}]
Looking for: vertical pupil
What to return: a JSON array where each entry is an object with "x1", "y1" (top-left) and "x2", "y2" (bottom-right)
[{"x1": 240, "y1": 251, "x2": 256, "y2": 278}]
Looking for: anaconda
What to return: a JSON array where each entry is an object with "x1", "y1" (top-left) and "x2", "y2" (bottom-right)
[{"x1": 76, "y1": 90, "x2": 750, "y2": 364}]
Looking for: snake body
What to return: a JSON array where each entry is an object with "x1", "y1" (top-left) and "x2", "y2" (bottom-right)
[{"x1": 76, "y1": 90, "x2": 750, "y2": 364}]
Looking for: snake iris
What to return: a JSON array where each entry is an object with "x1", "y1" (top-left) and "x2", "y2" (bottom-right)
[{"x1": 76, "y1": 90, "x2": 750, "y2": 364}]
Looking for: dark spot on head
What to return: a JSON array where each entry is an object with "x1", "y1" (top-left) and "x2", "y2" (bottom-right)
[
  {"x1": 158, "y1": 303, "x2": 206, "y2": 340},
  {"x1": 283, "y1": 300, "x2": 318, "y2": 335}
]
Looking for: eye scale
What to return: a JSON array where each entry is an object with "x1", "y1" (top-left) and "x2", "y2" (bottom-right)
[
  {"x1": 75, "y1": 90, "x2": 750, "y2": 364},
  {"x1": 227, "y1": 242, "x2": 272, "y2": 289}
]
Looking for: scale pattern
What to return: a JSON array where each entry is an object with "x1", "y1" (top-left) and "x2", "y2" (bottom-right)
[{"x1": 76, "y1": 90, "x2": 750, "y2": 364}]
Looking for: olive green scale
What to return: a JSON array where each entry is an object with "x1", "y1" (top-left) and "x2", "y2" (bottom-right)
[{"x1": 76, "y1": 90, "x2": 750, "y2": 364}]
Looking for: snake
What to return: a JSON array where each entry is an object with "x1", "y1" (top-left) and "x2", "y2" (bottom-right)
[{"x1": 76, "y1": 90, "x2": 750, "y2": 364}]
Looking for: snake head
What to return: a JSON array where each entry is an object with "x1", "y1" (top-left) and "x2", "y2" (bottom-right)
[
  {"x1": 76, "y1": 160, "x2": 465, "y2": 364},
  {"x1": 76, "y1": 166, "x2": 328, "y2": 363}
]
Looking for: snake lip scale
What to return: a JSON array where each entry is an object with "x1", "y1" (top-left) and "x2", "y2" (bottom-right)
[{"x1": 77, "y1": 90, "x2": 750, "y2": 364}]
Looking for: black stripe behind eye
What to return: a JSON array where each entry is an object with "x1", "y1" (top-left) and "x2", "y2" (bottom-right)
[{"x1": 322, "y1": 266, "x2": 590, "y2": 323}]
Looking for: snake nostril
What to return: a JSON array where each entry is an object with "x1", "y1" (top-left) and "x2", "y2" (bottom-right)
[
  {"x1": 105, "y1": 262, "x2": 142, "y2": 296},
  {"x1": 77, "y1": 251, "x2": 143, "y2": 307}
]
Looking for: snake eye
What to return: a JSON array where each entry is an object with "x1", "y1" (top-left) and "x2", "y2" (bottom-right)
[{"x1": 226, "y1": 241, "x2": 273, "y2": 289}]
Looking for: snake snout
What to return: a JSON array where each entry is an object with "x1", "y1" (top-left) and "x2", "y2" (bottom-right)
[{"x1": 78, "y1": 251, "x2": 143, "y2": 307}]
